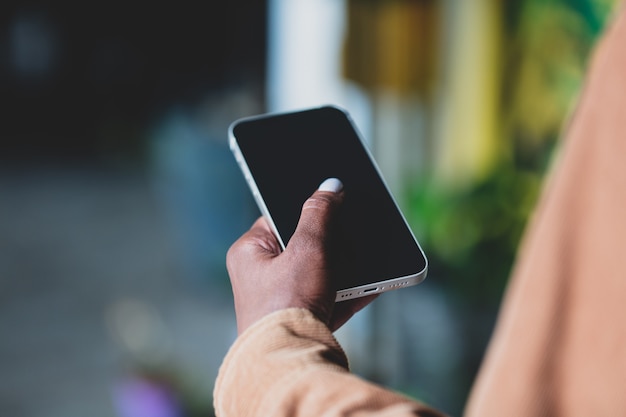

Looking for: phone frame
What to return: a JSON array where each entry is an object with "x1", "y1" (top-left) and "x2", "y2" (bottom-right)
[{"x1": 228, "y1": 105, "x2": 428, "y2": 301}]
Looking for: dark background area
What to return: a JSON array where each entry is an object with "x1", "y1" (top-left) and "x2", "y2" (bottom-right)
[
  {"x1": 0, "y1": 0, "x2": 267, "y2": 163},
  {"x1": 0, "y1": 2, "x2": 267, "y2": 416}
]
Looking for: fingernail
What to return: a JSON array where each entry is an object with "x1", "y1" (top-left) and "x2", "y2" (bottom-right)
[{"x1": 318, "y1": 178, "x2": 343, "y2": 193}]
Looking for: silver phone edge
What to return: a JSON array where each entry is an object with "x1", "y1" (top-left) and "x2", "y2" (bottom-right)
[
  {"x1": 228, "y1": 106, "x2": 429, "y2": 302},
  {"x1": 335, "y1": 267, "x2": 428, "y2": 302},
  {"x1": 228, "y1": 121, "x2": 287, "y2": 250}
]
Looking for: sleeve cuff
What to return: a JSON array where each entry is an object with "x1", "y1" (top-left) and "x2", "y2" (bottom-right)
[{"x1": 214, "y1": 308, "x2": 349, "y2": 416}]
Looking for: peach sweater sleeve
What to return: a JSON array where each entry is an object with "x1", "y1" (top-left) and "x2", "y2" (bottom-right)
[{"x1": 213, "y1": 308, "x2": 445, "y2": 417}]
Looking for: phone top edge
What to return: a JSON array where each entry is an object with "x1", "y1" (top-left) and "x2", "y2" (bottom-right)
[{"x1": 229, "y1": 104, "x2": 348, "y2": 130}]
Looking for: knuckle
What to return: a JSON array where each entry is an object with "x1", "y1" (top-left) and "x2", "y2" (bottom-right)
[
  {"x1": 302, "y1": 194, "x2": 337, "y2": 220},
  {"x1": 302, "y1": 194, "x2": 332, "y2": 210}
]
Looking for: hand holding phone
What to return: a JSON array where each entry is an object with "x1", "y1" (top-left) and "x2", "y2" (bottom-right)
[
  {"x1": 229, "y1": 105, "x2": 427, "y2": 301},
  {"x1": 226, "y1": 181, "x2": 378, "y2": 333}
]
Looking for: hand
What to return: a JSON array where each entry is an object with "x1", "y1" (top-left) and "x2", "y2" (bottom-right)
[{"x1": 226, "y1": 178, "x2": 377, "y2": 334}]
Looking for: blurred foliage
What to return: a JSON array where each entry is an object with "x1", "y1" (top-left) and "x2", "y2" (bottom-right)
[
  {"x1": 406, "y1": 0, "x2": 618, "y2": 307},
  {"x1": 502, "y1": 0, "x2": 616, "y2": 164},
  {"x1": 407, "y1": 163, "x2": 543, "y2": 307}
]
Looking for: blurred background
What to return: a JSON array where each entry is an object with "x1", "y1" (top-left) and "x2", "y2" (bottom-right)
[{"x1": 0, "y1": 0, "x2": 619, "y2": 416}]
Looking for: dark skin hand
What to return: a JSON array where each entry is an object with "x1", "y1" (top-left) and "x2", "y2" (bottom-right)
[{"x1": 226, "y1": 179, "x2": 377, "y2": 335}]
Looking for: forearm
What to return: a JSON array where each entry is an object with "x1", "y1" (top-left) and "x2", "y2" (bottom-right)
[{"x1": 214, "y1": 308, "x2": 445, "y2": 417}]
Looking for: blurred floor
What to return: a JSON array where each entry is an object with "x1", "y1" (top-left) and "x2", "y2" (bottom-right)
[{"x1": 0, "y1": 164, "x2": 237, "y2": 417}]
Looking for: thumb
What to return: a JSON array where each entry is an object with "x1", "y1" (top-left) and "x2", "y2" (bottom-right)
[{"x1": 287, "y1": 178, "x2": 344, "y2": 254}]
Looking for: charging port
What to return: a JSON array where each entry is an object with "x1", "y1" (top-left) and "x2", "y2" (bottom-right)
[{"x1": 363, "y1": 287, "x2": 378, "y2": 293}]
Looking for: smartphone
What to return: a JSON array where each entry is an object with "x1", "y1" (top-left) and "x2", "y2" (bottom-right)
[{"x1": 229, "y1": 105, "x2": 427, "y2": 301}]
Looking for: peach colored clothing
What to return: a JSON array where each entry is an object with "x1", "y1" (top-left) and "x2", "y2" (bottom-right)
[
  {"x1": 214, "y1": 308, "x2": 444, "y2": 416},
  {"x1": 215, "y1": 5, "x2": 626, "y2": 417},
  {"x1": 464, "y1": 4, "x2": 626, "y2": 416}
]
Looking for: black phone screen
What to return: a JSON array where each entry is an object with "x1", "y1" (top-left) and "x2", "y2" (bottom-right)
[{"x1": 231, "y1": 106, "x2": 427, "y2": 292}]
